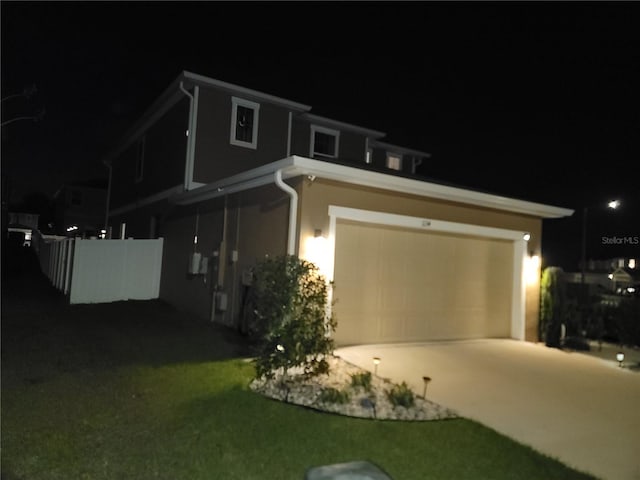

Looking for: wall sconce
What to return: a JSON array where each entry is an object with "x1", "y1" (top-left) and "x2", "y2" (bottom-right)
[
  {"x1": 616, "y1": 351, "x2": 624, "y2": 367},
  {"x1": 523, "y1": 233, "x2": 531, "y2": 241},
  {"x1": 372, "y1": 357, "x2": 380, "y2": 375},
  {"x1": 525, "y1": 254, "x2": 541, "y2": 286}
]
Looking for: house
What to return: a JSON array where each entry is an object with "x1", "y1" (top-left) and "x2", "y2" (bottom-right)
[
  {"x1": 104, "y1": 71, "x2": 573, "y2": 346},
  {"x1": 53, "y1": 179, "x2": 108, "y2": 238},
  {"x1": 6, "y1": 211, "x2": 39, "y2": 246},
  {"x1": 564, "y1": 257, "x2": 639, "y2": 298}
]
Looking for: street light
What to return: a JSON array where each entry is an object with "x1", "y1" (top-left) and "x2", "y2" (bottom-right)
[{"x1": 580, "y1": 199, "x2": 621, "y2": 286}]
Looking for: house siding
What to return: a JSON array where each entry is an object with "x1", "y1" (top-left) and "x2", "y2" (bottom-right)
[
  {"x1": 158, "y1": 183, "x2": 290, "y2": 325},
  {"x1": 289, "y1": 117, "x2": 368, "y2": 166},
  {"x1": 192, "y1": 88, "x2": 290, "y2": 183},
  {"x1": 110, "y1": 98, "x2": 189, "y2": 209}
]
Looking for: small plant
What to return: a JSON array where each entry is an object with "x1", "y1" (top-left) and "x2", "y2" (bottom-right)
[
  {"x1": 318, "y1": 387, "x2": 351, "y2": 404},
  {"x1": 385, "y1": 381, "x2": 415, "y2": 408},
  {"x1": 350, "y1": 371, "x2": 372, "y2": 392}
]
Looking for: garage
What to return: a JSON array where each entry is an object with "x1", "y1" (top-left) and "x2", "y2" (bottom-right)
[{"x1": 329, "y1": 207, "x2": 519, "y2": 346}]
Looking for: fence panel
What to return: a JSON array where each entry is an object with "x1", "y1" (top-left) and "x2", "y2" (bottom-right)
[{"x1": 68, "y1": 238, "x2": 163, "y2": 304}]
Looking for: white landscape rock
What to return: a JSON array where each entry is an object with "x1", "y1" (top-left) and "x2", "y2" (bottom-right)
[{"x1": 249, "y1": 355, "x2": 458, "y2": 421}]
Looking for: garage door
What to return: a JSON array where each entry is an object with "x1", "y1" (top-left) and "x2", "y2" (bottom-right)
[{"x1": 332, "y1": 220, "x2": 514, "y2": 346}]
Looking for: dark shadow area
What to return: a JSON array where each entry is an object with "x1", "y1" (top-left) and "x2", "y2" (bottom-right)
[{"x1": 1, "y1": 242, "x2": 254, "y2": 386}]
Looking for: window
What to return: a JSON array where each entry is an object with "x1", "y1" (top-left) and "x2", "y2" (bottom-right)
[
  {"x1": 230, "y1": 97, "x2": 260, "y2": 149},
  {"x1": 386, "y1": 152, "x2": 402, "y2": 171},
  {"x1": 310, "y1": 125, "x2": 340, "y2": 158},
  {"x1": 135, "y1": 136, "x2": 145, "y2": 183}
]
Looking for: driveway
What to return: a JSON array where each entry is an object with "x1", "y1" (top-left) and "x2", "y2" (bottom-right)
[{"x1": 335, "y1": 339, "x2": 640, "y2": 480}]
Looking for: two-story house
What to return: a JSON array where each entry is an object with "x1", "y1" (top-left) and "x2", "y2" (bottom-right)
[
  {"x1": 53, "y1": 179, "x2": 108, "y2": 237},
  {"x1": 104, "y1": 71, "x2": 573, "y2": 346}
]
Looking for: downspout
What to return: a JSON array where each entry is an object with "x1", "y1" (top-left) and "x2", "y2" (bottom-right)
[
  {"x1": 274, "y1": 169, "x2": 297, "y2": 255},
  {"x1": 179, "y1": 81, "x2": 196, "y2": 190}
]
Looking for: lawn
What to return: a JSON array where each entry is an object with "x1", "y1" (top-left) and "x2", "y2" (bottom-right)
[{"x1": 1, "y1": 257, "x2": 598, "y2": 480}]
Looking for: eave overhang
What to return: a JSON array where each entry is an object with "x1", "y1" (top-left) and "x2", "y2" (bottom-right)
[{"x1": 173, "y1": 155, "x2": 574, "y2": 219}]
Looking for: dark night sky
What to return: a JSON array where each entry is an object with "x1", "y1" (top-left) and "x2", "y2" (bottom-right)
[{"x1": 2, "y1": 1, "x2": 639, "y2": 270}]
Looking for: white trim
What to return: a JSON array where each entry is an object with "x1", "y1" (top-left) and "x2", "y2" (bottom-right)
[
  {"x1": 512, "y1": 239, "x2": 527, "y2": 340},
  {"x1": 326, "y1": 205, "x2": 528, "y2": 341},
  {"x1": 183, "y1": 71, "x2": 311, "y2": 112},
  {"x1": 173, "y1": 155, "x2": 574, "y2": 219},
  {"x1": 302, "y1": 112, "x2": 385, "y2": 138},
  {"x1": 310, "y1": 125, "x2": 340, "y2": 158},
  {"x1": 187, "y1": 85, "x2": 202, "y2": 190},
  {"x1": 287, "y1": 111, "x2": 292, "y2": 157},
  {"x1": 230, "y1": 96, "x2": 260, "y2": 149}
]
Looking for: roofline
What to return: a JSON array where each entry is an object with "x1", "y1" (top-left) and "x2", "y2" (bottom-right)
[
  {"x1": 182, "y1": 71, "x2": 312, "y2": 112},
  {"x1": 102, "y1": 71, "x2": 314, "y2": 167},
  {"x1": 370, "y1": 140, "x2": 432, "y2": 158},
  {"x1": 300, "y1": 113, "x2": 386, "y2": 139},
  {"x1": 173, "y1": 155, "x2": 574, "y2": 219}
]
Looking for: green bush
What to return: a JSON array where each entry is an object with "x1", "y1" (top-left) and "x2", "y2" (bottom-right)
[
  {"x1": 318, "y1": 387, "x2": 351, "y2": 404},
  {"x1": 540, "y1": 266, "x2": 567, "y2": 347},
  {"x1": 385, "y1": 381, "x2": 415, "y2": 408},
  {"x1": 246, "y1": 254, "x2": 337, "y2": 380},
  {"x1": 350, "y1": 371, "x2": 372, "y2": 392}
]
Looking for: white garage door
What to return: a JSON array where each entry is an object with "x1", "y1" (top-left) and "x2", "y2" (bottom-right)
[{"x1": 332, "y1": 220, "x2": 514, "y2": 346}]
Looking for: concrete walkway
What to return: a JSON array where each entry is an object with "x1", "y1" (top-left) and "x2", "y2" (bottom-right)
[{"x1": 335, "y1": 339, "x2": 640, "y2": 480}]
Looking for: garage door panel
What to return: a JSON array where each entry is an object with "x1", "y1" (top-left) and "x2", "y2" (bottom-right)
[{"x1": 333, "y1": 221, "x2": 513, "y2": 346}]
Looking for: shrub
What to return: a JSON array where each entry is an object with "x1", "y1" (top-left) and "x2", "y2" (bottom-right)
[
  {"x1": 385, "y1": 381, "x2": 415, "y2": 408},
  {"x1": 246, "y1": 254, "x2": 337, "y2": 380},
  {"x1": 540, "y1": 266, "x2": 567, "y2": 347},
  {"x1": 350, "y1": 371, "x2": 372, "y2": 392},
  {"x1": 318, "y1": 387, "x2": 351, "y2": 404}
]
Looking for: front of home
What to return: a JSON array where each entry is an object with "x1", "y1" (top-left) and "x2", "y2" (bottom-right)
[{"x1": 104, "y1": 71, "x2": 572, "y2": 346}]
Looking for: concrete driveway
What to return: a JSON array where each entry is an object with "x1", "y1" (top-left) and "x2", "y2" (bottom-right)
[{"x1": 335, "y1": 339, "x2": 640, "y2": 480}]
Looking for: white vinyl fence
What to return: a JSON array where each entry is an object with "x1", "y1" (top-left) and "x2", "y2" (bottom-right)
[{"x1": 33, "y1": 233, "x2": 163, "y2": 304}]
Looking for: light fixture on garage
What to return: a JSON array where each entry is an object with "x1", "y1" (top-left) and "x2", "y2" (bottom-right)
[
  {"x1": 616, "y1": 351, "x2": 624, "y2": 367},
  {"x1": 523, "y1": 233, "x2": 531, "y2": 241},
  {"x1": 373, "y1": 357, "x2": 381, "y2": 375}
]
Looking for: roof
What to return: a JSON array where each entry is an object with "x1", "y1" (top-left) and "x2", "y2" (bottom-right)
[{"x1": 174, "y1": 155, "x2": 574, "y2": 219}]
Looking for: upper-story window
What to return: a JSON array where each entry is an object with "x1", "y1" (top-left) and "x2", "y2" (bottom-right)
[
  {"x1": 230, "y1": 97, "x2": 260, "y2": 149},
  {"x1": 135, "y1": 136, "x2": 145, "y2": 183},
  {"x1": 386, "y1": 152, "x2": 402, "y2": 171},
  {"x1": 310, "y1": 125, "x2": 340, "y2": 158}
]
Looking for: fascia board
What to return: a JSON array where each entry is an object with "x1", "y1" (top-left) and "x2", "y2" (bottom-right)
[
  {"x1": 183, "y1": 71, "x2": 312, "y2": 112},
  {"x1": 172, "y1": 155, "x2": 573, "y2": 219},
  {"x1": 102, "y1": 80, "x2": 186, "y2": 166},
  {"x1": 301, "y1": 113, "x2": 386, "y2": 138},
  {"x1": 370, "y1": 140, "x2": 432, "y2": 158},
  {"x1": 285, "y1": 156, "x2": 574, "y2": 219}
]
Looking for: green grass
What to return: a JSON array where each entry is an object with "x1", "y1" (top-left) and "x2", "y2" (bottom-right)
[{"x1": 1, "y1": 262, "x2": 599, "y2": 480}]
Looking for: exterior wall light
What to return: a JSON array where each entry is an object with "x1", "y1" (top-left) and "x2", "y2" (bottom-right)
[
  {"x1": 523, "y1": 233, "x2": 531, "y2": 241},
  {"x1": 616, "y1": 351, "x2": 624, "y2": 367}
]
